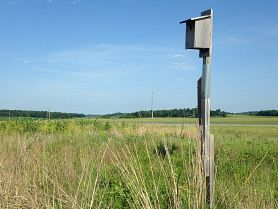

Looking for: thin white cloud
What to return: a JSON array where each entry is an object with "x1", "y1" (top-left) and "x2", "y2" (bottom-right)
[
  {"x1": 216, "y1": 35, "x2": 251, "y2": 46},
  {"x1": 46, "y1": 0, "x2": 81, "y2": 5},
  {"x1": 245, "y1": 22, "x2": 278, "y2": 37},
  {"x1": 0, "y1": 51, "x2": 32, "y2": 64},
  {"x1": 168, "y1": 52, "x2": 196, "y2": 71},
  {"x1": 70, "y1": 0, "x2": 81, "y2": 5},
  {"x1": 0, "y1": 0, "x2": 22, "y2": 5},
  {"x1": 171, "y1": 54, "x2": 183, "y2": 58},
  {"x1": 23, "y1": 60, "x2": 31, "y2": 64},
  {"x1": 7, "y1": 1, "x2": 20, "y2": 5},
  {"x1": 26, "y1": 44, "x2": 198, "y2": 81},
  {"x1": 31, "y1": 66, "x2": 58, "y2": 73}
]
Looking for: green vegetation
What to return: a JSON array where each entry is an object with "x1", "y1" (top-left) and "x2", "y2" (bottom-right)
[
  {"x1": 97, "y1": 114, "x2": 278, "y2": 125},
  {"x1": 239, "y1": 109, "x2": 278, "y2": 116},
  {"x1": 0, "y1": 117, "x2": 277, "y2": 208},
  {"x1": 101, "y1": 108, "x2": 228, "y2": 118},
  {"x1": 0, "y1": 109, "x2": 85, "y2": 119}
]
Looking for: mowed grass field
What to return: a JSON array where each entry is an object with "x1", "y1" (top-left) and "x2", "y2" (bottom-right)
[
  {"x1": 97, "y1": 114, "x2": 278, "y2": 125},
  {"x1": 0, "y1": 116, "x2": 277, "y2": 208}
]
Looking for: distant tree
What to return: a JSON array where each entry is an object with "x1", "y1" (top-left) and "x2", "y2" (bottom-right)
[
  {"x1": 101, "y1": 108, "x2": 229, "y2": 118},
  {"x1": 256, "y1": 110, "x2": 278, "y2": 116},
  {"x1": 0, "y1": 109, "x2": 85, "y2": 119}
]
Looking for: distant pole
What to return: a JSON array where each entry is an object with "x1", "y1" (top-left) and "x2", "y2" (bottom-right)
[
  {"x1": 48, "y1": 107, "x2": 51, "y2": 120},
  {"x1": 8, "y1": 110, "x2": 11, "y2": 121},
  {"x1": 151, "y1": 91, "x2": 154, "y2": 118}
]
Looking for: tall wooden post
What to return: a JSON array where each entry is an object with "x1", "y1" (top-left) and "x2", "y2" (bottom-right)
[{"x1": 181, "y1": 8, "x2": 214, "y2": 208}]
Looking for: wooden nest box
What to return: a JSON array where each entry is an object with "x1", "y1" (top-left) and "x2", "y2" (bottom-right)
[{"x1": 180, "y1": 9, "x2": 213, "y2": 57}]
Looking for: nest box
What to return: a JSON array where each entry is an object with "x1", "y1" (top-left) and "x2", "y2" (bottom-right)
[{"x1": 180, "y1": 9, "x2": 213, "y2": 57}]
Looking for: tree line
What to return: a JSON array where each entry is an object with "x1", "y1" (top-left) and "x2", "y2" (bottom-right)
[
  {"x1": 0, "y1": 109, "x2": 85, "y2": 119},
  {"x1": 241, "y1": 110, "x2": 278, "y2": 116},
  {"x1": 102, "y1": 108, "x2": 228, "y2": 118}
]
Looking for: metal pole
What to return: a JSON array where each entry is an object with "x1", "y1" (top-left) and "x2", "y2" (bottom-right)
[
  {"x1": 201, "y1": 56, "x2": 214, "y2": 208},
  {"x1": 151, "y1": 91, "x2": 154, "y2": 118},
  {"x1": 48, "y1": 107, "x2": 51, "y2": 120},
  {"x1": 197, "y1": 77, "x2": 204, "y2": 159},
  {"x1": 197, "y1": 77, "x2": 202, "y2": 126}
]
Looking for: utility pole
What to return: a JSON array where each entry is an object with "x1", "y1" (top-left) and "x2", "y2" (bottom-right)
[
  {"x1": 180, "y1": 9, "x2": 214, "y2": 208},
  {"x1": 151, "y1": 91, "x2": 154, "y2": 118},
  {"x1": 48, "y1": 107, "x2": 51, "y2": 120}
]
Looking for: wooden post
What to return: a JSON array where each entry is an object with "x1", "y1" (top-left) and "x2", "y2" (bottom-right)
[
  {"x1": 209, "y1": 134, "x2": 214, "y2": 208},
  {"x1": 181, "y1": 8, "x2": 214, "y2": 208},
  {"x1": 202, "y1": 56, "x2": 214, "y2": 208}
]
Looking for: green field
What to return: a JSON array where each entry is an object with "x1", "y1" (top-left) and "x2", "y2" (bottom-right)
[
  {"x1": 96, "y1": 115, "x2": 278, "y2": 125},
  {"x1": 0, "y1": 117, "x2": 277, "y2": 208}
]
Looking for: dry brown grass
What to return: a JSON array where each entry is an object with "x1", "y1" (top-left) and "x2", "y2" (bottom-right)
[
  {"x1": 0, "y1": 124, "x2": 205, "y2": 208},
  {"x1": 0, "y1": 133, "x2": 107, "y2": 208},
  {"x1": 0, "y1": 120, "x2": 277, "y2": 208}
]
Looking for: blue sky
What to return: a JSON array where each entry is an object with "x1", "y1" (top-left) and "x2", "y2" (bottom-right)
[{"x1": 0, "y1": 0, "x2": 277, "y2": 114}]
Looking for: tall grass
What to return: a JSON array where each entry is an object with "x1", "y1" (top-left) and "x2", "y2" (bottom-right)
[{"x1": 0, "y1": 119, "x2": 277, "y2": 208}]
